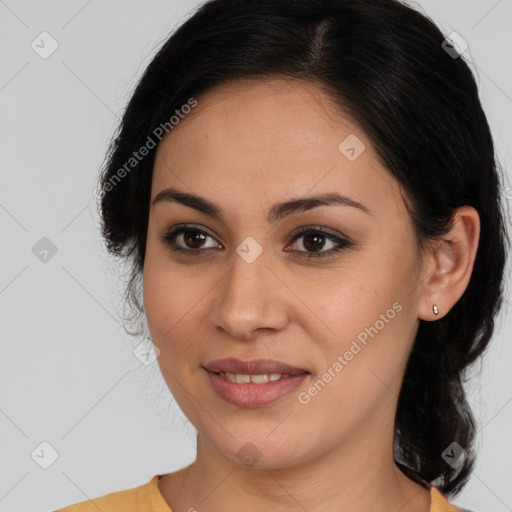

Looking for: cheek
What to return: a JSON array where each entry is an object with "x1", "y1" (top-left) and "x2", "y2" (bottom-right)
[
  {"x1": 142, "y1": 266, "x2": 202, "y2": 399},
  {"x1": 142, "y1": 259, "x2": 216, "y2": 363},
  {"x1": 143, "y1": 266, "x2": 171, "y2": 335},
  {"x1": 299, "y1": 300, "x2": 410, "y2": 434},
  {"x1": 143, "y1": 248, "x2": 193, "y2": 324},
  {"x1": 299, "y1": 251, "x2": 415, "y2": 381}
]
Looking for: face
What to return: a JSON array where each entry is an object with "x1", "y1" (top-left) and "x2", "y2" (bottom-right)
[{"x1": 143, "y1": 79, "x2": 425, "y2": 469}]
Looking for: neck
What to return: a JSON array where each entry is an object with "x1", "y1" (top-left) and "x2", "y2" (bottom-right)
[{"x1": 160, "y1": 419, "x2": 431, "y2": 512}]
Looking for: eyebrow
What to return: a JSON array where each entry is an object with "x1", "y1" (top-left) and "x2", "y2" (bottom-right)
[{"x1": 151, "y1": 186, "x2": 372, "y2": 223}]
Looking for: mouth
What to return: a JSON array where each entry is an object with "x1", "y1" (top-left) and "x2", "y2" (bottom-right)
[
  {"x1": 203, "y1": 358, "x2": 310, "y2": 407},
  {"x1": 213, "y1": 371, "x2": 296, "y2": 384}
]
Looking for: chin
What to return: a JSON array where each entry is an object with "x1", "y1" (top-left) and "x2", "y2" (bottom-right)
[{"x1": 210, "y1": 434, "x2": 310, "y2": 470}]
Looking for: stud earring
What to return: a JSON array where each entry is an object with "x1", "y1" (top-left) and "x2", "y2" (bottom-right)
[{"x1": 433, "y1": 304, "x2": 439, "y2": 316}]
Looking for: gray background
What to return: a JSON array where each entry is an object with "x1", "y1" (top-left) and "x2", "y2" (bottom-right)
[{"x1": 1, "y1": 1, "x2": 511, "y2": 511}]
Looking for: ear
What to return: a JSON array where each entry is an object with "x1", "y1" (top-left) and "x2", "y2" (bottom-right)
[{"x1": 417, "y1": 206, "x2": 480, "y2": 321}]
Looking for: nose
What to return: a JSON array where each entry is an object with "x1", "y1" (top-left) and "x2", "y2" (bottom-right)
[{"x1": 210, "y1": 248, "x2": 290, "y2": 341}]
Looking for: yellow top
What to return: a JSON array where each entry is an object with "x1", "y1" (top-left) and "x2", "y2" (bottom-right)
[{"x1": 54, "y1": 474, "x2": 462, "y2": 512}]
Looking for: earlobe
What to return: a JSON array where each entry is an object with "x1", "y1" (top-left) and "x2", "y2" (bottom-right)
[{"x1": 417, "y1": 206, "x2": 481, "y2": 322}]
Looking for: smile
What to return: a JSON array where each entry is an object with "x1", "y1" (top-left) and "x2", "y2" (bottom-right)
[
  {"x1": 205, "y1": 369, "x2": 309, "y2": 408},
  {"x1": 218, "y1": 371, "x2": 289, "y2": 383}
]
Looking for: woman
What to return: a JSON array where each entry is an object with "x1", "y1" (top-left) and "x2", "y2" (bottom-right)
[{"x1": 55, "y1": 0, "x2": 508, "y2": 510}]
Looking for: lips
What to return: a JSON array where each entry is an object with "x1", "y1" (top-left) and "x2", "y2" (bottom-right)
[
  {"x1": 204, "y1": 358, "x2": 310, "y2": 407},
  {"x1": 203, "y1": 358, "x2": 309, "y2": 376}
]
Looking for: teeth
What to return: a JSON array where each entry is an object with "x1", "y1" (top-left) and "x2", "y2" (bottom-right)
[
  {"x1": 220, "y1": 372, "x2": 285, "y2": 383},
  {"x1": 251, "y1": 373, "x2": 269, "y2": 384}
]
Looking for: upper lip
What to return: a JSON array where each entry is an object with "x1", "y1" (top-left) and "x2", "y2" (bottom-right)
[{"x1": 204, "y1": 358, "x2": 309, "y2": 376}]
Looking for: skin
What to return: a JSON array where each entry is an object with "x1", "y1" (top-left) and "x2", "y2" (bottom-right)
[{"x1": 142, "y1": 78, "x2": 480, "y2": 512}]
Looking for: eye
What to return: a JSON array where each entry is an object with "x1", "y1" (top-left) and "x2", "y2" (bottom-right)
[
  {"x1": 160, "y1": 224, "x2": 353, "y2": 258},
  {"x1": 285, "y1": 226, "x2": 353, "y2": 258},
  {"x1": 160, "y1": 224, "x2": 222, "y2": 255}
]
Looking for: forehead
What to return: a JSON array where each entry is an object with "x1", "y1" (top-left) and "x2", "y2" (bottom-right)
[
  {"x1": 158, "y1": 78, "x2": 362, "y2": 156},
  {"x1": 151, "y1": 78, "x2": 404, "y2": 221}
]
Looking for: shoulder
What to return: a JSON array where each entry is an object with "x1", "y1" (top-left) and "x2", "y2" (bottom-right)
[
  {"x1": 53, "y1": 475, "x2": 171, "y2": 512},
  {"x1": 430, "y1": 485, "x2": 475, "y2": 512}
]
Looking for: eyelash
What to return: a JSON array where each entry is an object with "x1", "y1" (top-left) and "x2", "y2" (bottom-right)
[{"x1": 160, "y1": 224, "x2": 353, "y2": 259}]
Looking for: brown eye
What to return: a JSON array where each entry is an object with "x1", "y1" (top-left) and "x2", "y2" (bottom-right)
[
  {"x1": 182, "y1": 230, "x2": 207, "y2": 249},
  {"x1": 301, "y1": 232, "x2": 328, "y2": 253},
  {"x1": 286, "y1": 227, "x2": 353, "y2": 258},
  {"x1": 160, "y1": 224, "x2": 353, "y2": 259},
  {"x1": 161, "y1": 225, "x2": 222, "y2": 255}
]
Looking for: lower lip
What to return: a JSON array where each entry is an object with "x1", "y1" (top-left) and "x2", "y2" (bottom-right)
[{"x1": 205, "y1": 370, "x2": 309, "y2": 408}]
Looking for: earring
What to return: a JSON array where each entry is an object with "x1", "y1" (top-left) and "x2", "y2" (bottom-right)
[{"x1": 433, "y1": 304, "x2": 439, "y2": 316}]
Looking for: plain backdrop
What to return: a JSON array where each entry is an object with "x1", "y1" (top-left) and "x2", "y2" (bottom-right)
[{"x1": 1, "y1": 1, "x2": 511, "y2": 511}]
